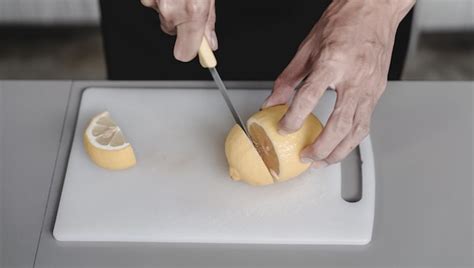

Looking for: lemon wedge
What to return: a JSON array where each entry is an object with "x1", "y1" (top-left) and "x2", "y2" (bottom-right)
[{"x1": 83, "y1": 111, "x2": 136, "y2": 170}]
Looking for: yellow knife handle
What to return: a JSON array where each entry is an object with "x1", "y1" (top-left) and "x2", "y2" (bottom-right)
[{"x1": 198, "y1": 38, "x2": 217, "y2": 68}]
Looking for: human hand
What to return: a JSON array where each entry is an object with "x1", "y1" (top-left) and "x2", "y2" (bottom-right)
[
  {"x1": 141, "y1": 0, "x2": 217, "y2": 61},
  {"x1": 262, "y1": 0, "x2": 415, "y2": 168}
]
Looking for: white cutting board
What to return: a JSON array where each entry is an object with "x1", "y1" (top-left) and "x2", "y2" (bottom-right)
[{"x1": 53, "y1": 87, "x2": 375, "y2": 245}]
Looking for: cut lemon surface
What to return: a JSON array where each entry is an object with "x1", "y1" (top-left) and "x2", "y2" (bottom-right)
[
  {"x1": 83, "y1": 111, "x2": 136, "y2": 170},
  {"x1": 225, "y1": 125, "x2": 274, "y2": 186},
  {"x1": 225, "y1": 105, "x2": 323, "y2": 186}
]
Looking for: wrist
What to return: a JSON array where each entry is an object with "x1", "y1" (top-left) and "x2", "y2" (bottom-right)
[
  {"x1": 332, "y1": 0, "x2": 415, "y2": 24},
  {"x1": 382, "y1": 0, "x2": 416, "y2": 23},
  {"x1": 359, "y1": 0, "x2": 415, "y2": 31}
]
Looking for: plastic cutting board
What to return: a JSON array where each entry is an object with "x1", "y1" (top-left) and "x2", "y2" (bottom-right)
[{"x1": 54, "y1": 87, "x2": 375, "y2": 245}]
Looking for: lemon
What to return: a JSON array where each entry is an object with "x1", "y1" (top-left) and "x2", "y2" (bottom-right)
[
  {"x1": 83, "y1": 111, "x2": 136, "y2": 170},
  {"x1": 225, "y1": 105, "x2": 323, "y2": 185},
  {"x1": 225, "y1": 125, "x2": 274, "y2": 186}
]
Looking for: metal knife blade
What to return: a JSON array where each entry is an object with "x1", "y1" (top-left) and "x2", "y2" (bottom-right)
[
  {"x1": 209, "y1": 67, "x2": 248, "y2": 134},
  {"x1": 197, "y1": 38, "x2": 248, "y2": 135}
]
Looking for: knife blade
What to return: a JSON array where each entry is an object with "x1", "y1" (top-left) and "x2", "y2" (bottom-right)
[
  {"x1": 198, "y1": 39, "x2": 248, "y2": 135},
  {"x1": 208, "y1": 68, "x2": 248, "y2": 134}
]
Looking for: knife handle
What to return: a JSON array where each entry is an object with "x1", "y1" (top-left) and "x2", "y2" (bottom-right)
[{"x1": 198, "y1": 38, "x2": 217, "y2": 68}]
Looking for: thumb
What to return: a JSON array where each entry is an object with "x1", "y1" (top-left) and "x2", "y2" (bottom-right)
[{"x1": 174, "y1": 20, "x2": 207, "y2": 62}]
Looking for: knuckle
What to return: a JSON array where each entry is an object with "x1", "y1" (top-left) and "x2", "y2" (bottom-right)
[
  {"x1": 353, "y1": 57, "x2": 376, "y2": 78},
  {"x1": 319, "y1": 50, "x2": 343, "y2": 64},
  {"x1": 319, "y1": 40, "x2": 346, "y2": 62},
  {"x1": 141, "y1": 0, "x2": 155, "y2": 7},
  {"x1": 325, "y1": 153, "x2": 342, "y2": 164},
  {"x1": 279, "y1": 115, "x2": 292, "y2": 129},
  {"x1": 342, "y1": 90, "x2": 359, "y2": 107},
  {"x1": 158, "y1": 1, "x2": 173, "y2": 17},
  {"x1": 310, "y1": 146, "x2": 328, "y2": 161},
  {"x1": 354, "y1": 122, "x2": 370, "y2": 138},
  {"x1": 160, "y1": 24, "x2": 174, "y2": 35},
  {"x1": 321, "y1": 39, "x2": 341, "y2": 52},
  {"x1": 359, "y1": 94, "x2": 375, "y2": 110},
  {"x1": 299, "y1": 86, "x2": 317, "y2": 101},
  {"x1": 316, "y1": 151, "x2": 330, "y2": 161},
  {"x1": 364, "y1": 39, "x2": 386, "y2": 53},
  {"x1": 283, "y1": 110, "x2": 305, "y2": 131},
  {"x1": 185, "y1": 0, "x2": 208, "y2": 18},
  {"x1": 332, "y1": 108, "x2": 353, "y2": 135},
  {"x1": 362, "y1": 89, "x2": 374, "y2": 99},
  {"x1": 281, "y1": 123, "x2": 299, "y2": 134},
  {"x1": 326, "y1": 143, "x2": 357, "y2": 164},
  {"x1": 274, "y1": 76, "x2": 291, "y2": 92},
  {"x1": 293, "y1": 93, "x2": 315, "y2": 113},
  {"x1": 354, "y1": 53, "x2": 369, "y2": 65},
  {"x1": 338, "y1": 118, "x2": 352, "y2": 133},
  {"x1": 305, "y1": 82, "x2": 328, "y2": 101}
]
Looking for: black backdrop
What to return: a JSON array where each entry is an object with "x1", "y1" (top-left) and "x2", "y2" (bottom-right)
[{"x1": 100, "y1": 0, "x2": 412, "y2": 81}]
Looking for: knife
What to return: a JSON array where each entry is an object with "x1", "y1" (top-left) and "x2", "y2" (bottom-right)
[{"x1": 198, "y1": 39, "x2": 249, "y2": 135}]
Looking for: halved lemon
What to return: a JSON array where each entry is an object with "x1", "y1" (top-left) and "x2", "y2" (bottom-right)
[
  {"x1": 225, "y1": 105, "x2": 323, "y2": 185},
  {"x1": 225, "y1": 125, "x2": 274, "y2": 186},
  {"x1": 83, "y1": 111, "x2": 136, "y2": 170}
]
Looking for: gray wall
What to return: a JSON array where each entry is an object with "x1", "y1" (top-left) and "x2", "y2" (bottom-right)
[
  {"x1": 0, "y1": 0, "x2": 100, "y2": 25},
  {"x1": 0, "y1": 0, "x2": 473, "y2": 31},
  {"x1": 416, "y1": 0, "x2": 474, "y2": 31}
]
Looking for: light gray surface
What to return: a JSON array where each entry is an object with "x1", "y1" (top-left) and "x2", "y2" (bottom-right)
[
  {"x1": 0, "y1": 0, "x2": 100, "y2": 24},
  {"x1": 0, "y1": 80, "x2": 5, "y2": 267},
  {"x1": 370, "y1": 82, "x2": 472, "y2": 267},
  {"x1": 0, "y1": 81, "x2": 71, "y2": 268},
  {"x1": 0, "y1": 81, "x2": 472, "y2": 268}
]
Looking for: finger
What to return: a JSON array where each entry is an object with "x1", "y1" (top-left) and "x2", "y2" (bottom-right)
[
  {"x1": 159, "y1": 14, "x2": 176, "y2": 35},
  {"x1": 261, "y1": 42, "x2": 314, "y2": 109},
  {"x1": 301, "y1": 87, "x2": 358, "y2": 162},
  {"x1": 322, "y1": 96, "x2": 373, "y2": 165},
  {"x1": 315, "y1": 135, "x2": 354, "y2": 167},
  {"x1": 204, "y1": 0, "x2": 217, "y2": 50},
  {"x1": 174, "y1": 19, "x2": 207, "y2": 62},
  {"x1": 278, "y1": 67, "x2": 334, "y2": 134}
]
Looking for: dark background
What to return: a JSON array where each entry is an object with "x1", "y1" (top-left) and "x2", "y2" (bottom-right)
[{"x1": 0, "y1": 0, "x2": 472, "y2": 80}]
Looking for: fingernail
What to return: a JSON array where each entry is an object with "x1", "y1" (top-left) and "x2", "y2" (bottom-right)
[
  {"x1": 312, "y1": 161, "x2": 328, "y2": 169},
  {"x1": 278, "y1": 128, "x2": 289, "y2": 136},
  {"x1": 211, "y1": 31, "x2": 218, "y2": 50},
  {"x1": 174, "y1": 48, "x2": 192, "y2": 62},
  {"x1": 301, "y1": 147, "x2": 323, "y2": 161},
  {"x1": 301, "y1": 158, "x2": 313, "y2": 163},
  {"x1": 300, "y1": 151, "x2": 311, "y2": 160}
]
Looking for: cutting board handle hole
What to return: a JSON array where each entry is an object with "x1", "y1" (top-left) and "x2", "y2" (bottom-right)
[{"x1": 341, "y1": 147, "x2": 363, "y2": 203}]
